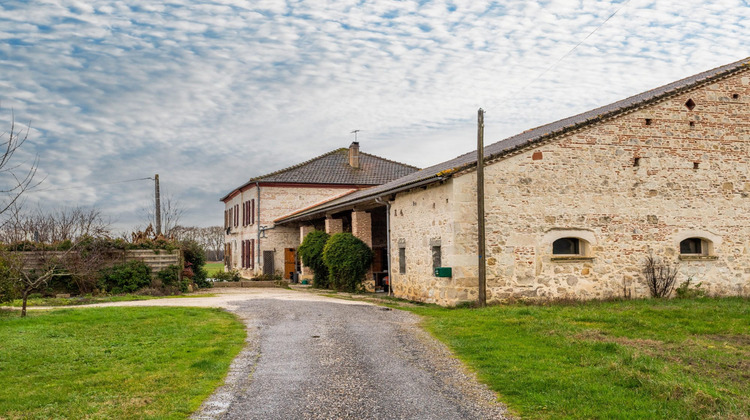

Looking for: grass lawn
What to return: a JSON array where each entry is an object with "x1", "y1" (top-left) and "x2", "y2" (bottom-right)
[
  {"x1": 205, "y1": 261, "x2": 224, "y2": 277},
  {"x1": 0, "y1": 306, "x2": 245, "y2": 419},
  {"x1": 405, "y1": 298, "x2": 750, "y2": 419}
]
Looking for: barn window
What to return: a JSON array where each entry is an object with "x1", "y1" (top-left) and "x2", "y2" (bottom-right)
[
  {"x1": 553, "y1": 237, "x2": 582, "y2": 255},
  {"x1": 680, "y1": 237, "x2": 710, "y2": 256},
  {"x1": 432, "y1": 246, "x2": 442, "y2": 273},
  {"x1": 398, "y1": 246, "x2": 406, "y2": 274}
]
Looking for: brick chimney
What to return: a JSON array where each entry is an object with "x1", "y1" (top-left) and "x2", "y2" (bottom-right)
[{"x1": 348, "y1": 141, "x2": 360, "y2": 169}]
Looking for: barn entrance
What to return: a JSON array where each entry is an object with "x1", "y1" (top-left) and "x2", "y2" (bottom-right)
[{"x1": 284, "y1": 248, "x2": 296, "y2": 280}]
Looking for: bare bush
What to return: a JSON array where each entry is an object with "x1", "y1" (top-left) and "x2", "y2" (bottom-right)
[{"x1": 642, "y1": 254, "x2": 678, "y2": 298}]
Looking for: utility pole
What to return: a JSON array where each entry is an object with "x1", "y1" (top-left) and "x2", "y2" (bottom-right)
[
  {"x1": 154, "y1": 174, "x2": 161, "y2": 236},
  {"x1": 477, "y1": 109, "x2": 487, "y2": 307}
]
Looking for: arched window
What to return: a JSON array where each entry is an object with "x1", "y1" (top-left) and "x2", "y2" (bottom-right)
[
  {"x1": 553, "y1": 237, "x2": 583, "y2": 255},
  {"x1": 680, "y1": 237, "x2": 710, "y2": 256}
]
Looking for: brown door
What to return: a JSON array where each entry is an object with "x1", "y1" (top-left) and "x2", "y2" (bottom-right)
[{"x1": 284, "y1": 248, "x2": 296, "y2": 279}]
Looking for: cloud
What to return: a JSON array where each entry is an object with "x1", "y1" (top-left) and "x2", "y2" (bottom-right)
[{"x1": 0, "y1": 0, "x2": 748, "y2": 231}]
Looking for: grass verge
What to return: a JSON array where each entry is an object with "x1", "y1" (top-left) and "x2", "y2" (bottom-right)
[
  {"x1": 0, "y1": 306, "x2": 245, "y2": 419},
  {"x1": 403, "y1": 298, "x2": 750, "y2": 419},
  {"x1": 5, "y1": 293, "x2": 218, "y2": 307}
]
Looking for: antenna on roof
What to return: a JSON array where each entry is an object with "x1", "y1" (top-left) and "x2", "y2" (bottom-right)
[{"x1": 350, "y1": 129, "x2": 361, "y2": 142}]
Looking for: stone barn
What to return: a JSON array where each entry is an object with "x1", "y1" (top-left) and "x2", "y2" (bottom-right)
[{"x1": 275, "y1": 56, "x2": 750, "y2": 305}]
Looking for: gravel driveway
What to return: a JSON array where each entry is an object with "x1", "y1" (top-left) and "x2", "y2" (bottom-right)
[{"x1": 22, "y1": 288, "x2": 509, "y2": 419}]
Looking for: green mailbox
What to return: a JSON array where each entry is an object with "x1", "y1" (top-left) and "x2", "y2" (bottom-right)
[{"x1": 434, "y1": 267, "x2": 452, "y2": 277}]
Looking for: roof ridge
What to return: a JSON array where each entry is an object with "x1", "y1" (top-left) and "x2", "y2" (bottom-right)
[
  {"x1": 247, "y1": 148, "x2": 347, "y2": 182},
  {"x1": 358, "y1": 150, "x2": 420, "y2": 170}
]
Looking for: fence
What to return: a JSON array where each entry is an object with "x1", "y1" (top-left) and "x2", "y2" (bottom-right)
[{"x1": 16, "y1": 249, "x2": 182, "y2": 276}]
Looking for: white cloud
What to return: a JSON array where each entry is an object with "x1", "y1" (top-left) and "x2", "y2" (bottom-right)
[{"x1": 0, "y1": 0, "x2": 748, "y2": 231}]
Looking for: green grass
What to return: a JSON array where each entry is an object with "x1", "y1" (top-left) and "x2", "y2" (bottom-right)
[
  {"x1": 5, "y1": 293, "x2": 218, "y2": 307},
  {"x1": 0, "y1": 306, "x2": 245, "y2": 419},
  {"x1": 404, "y1": 298, "x2": 750, "y2": 419},
  {"x1": 205, "y1": 262, "x2": 224, "y2": 277}
]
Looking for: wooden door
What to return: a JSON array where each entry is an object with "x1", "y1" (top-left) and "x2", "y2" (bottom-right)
[{"x1": 284, "y1": 248, "x2": 296, "y2": 279}]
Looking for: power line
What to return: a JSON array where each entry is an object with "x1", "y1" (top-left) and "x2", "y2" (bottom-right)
[
  {"x1": 28, "y1": 177, "x2": 153, "y2": 193},
  {"x1": 488, "y1": 0, "x2": 632, "y2": 110}
]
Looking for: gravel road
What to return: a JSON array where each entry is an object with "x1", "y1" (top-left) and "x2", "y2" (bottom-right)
[
  {"x1": 13, "y1": 288, "x2": 508, "y2": 419},
  {"x1": 192, "y1": 292, "x2": 508, "y2": 420}
]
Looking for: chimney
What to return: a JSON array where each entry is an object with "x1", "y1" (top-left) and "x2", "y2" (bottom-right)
[{"x1": 348, "y1": 141, "x2": 360, "y2": 169}]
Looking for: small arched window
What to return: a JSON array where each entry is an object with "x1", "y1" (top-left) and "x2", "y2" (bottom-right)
[
  {"x1": 680, "y1": 237, "x2": 710, "y2": 256},
  {"x1": 553, "y1": 237, "x2": 583, "y2": 255}
]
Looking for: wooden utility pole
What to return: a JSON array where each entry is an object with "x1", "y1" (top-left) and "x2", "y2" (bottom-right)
[
  {"x1": 154, "y1": 174, "x2": 161, "y2": 236},
  {"x1": 477, "y1": 109, "x2": 487, "y2": 307}
]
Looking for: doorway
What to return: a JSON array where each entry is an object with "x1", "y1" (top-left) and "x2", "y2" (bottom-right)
[
  {"x1": 284, "y1": 248, "x2": 296, "y2": 280},
  {"x1": 263, "y1": 250, "x2": 275, "y2": 276}
]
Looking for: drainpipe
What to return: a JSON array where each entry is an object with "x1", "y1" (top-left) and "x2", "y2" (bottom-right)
[
  {"x1": 256, "y1": 182, "x2": 261, "y2": 269},
  {"x1": 375, "y1": 197, "x2": 392, "y2": 296}
]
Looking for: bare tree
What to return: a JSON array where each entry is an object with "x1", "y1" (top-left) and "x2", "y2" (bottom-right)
[
  {"x1": 0, "y1": 108, "x2": 41, "y2": 217},
  {"x1": 142, "y1": 194, "x2": 184, "y2": 237},
  {"x1": 1, "y1": 249, "x2": 63, "y2": 316},
  {"x1": 205, "y1": 226, "x2": 224, "y2": 261},
  {"x1": 0, "y1": 204, "x2": 111, "y2": 243}
]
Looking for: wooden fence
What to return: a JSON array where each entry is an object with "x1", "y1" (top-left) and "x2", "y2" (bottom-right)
[{"x1": 17, "y1": 249, "x2": 182, "y2": 275}]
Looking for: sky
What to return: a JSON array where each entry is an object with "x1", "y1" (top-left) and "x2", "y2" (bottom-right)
[{"x1": 0, "y1": 0, "x2": 748, "y2": 232}]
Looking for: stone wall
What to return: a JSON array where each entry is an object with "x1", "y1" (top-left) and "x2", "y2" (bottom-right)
[
  {"x1": 392, "y1": 68, "x2": 750, "y2": 305},
  {"x1": 389, "y1": 181, "x2": 462, "y2": 305}
]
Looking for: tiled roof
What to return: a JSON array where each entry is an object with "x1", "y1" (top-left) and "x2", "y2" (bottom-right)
[
  {"x1": 221, "y1": 147, "x2": 419, "y2": 201},
  {"x1": 276, "y1": 56, "x2": 750, "y2": 223},
  {"x1": 250, "y1": 148, "x2": 418, "y2": 184}
]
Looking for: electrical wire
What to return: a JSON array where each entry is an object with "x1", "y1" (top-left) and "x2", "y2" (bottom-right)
[
  {"x1": 28, "y1": 176, "x2": 153, "y2": 193},
  {"x1": 487, "y1": 0, "x2": 632, "y2": 111}
]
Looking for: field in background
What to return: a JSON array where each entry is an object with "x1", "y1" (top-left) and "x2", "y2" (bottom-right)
[
  {"x1": 405, "y1": 298, "x2": 750, "y2": 419},
  {"x1": 0, "y1": 307, "x2": 245, "y2": 419},
  {"x1": 205, "y1": 261, "x2": 224, "y2": 277}
]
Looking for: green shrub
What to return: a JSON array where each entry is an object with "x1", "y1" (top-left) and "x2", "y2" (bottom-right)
[
  {"x1": 98, "y1": 261, "x2": 152, "y2": 294},
  {"x1": 181, "y1": 240, "x2": 208, "y2": 288},
  {"x1": 157, "y1": 265, "x2": 181, "y2": 287},
  {"x1": 298, "y1": 230, "x2": 330, "y2": 288},
  {"x1": 322, "y1": 232, "x2": 373, "y2": 292},
  {"x1": 676, "y1": 277, "x2": 705, "y2": 299},
  {"x1": 212, "y1": 270, "x2": 241, "y2": 282},
  {"x1": 0, "y1": 254, "x2": 20, "y2": 304},
  {"x1": 252, "y1": 272, "x2": 282, "y2": 281}
]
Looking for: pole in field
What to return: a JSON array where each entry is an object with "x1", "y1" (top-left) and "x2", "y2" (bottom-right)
[
  {"x1": 154, "y1": 174, "x2": 161, "y2": 236},
  {"x1": 477, "y1": 109, "x2": 486, "y2": 307}
]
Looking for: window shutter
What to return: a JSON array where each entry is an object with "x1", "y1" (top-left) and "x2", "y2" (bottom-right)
[
  {"x1": 250, "y1": 239, "x2": 255, "y2": 269},
  {"x1": 251, "y1": 199, "x2": 255, "y2": 225},
  {"x1": 242, "y1": 202, "x2": 245, "y2": 226},
  {"x1": 241, "y1": 240, "x2": 245, "y2": 268}
]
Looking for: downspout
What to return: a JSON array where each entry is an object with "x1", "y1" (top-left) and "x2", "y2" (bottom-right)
[
  {"x1": 375, "y1": 197, "x2": 392, "y2": 296},
  {"x1": 256, "y1": 182, "x2": 261, "y2": 269}
]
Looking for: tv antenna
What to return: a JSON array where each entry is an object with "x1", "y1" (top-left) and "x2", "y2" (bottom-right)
[{"x1": 351, "y1": 129, "x2": 361, "y2": 142}]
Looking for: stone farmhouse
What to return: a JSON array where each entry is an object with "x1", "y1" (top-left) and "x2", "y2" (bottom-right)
[
  {"x1": 225, "y1": 56, "x2": 750, "y2": 305},
  {"x1": 220, "y1": 144, "x2": 419, "y2": 279}
]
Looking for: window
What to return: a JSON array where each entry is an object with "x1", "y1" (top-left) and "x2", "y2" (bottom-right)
[
  {"x1": 432, "y1": 246, "x2": 441, "y2": 273},
  {"x1": 553, "y1": 237, "x2": 581, "y2": 255},
  {"x1": 399, "y1": 247, "x2": 406, "y2": 274},
  {"x1": 680, "y1": 237, "x2": 708, "y2": 255}
]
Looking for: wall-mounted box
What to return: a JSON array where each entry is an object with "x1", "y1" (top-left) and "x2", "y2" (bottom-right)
[{"x1": 434, "y1": 267, "x2": 452, "y2": 277}]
